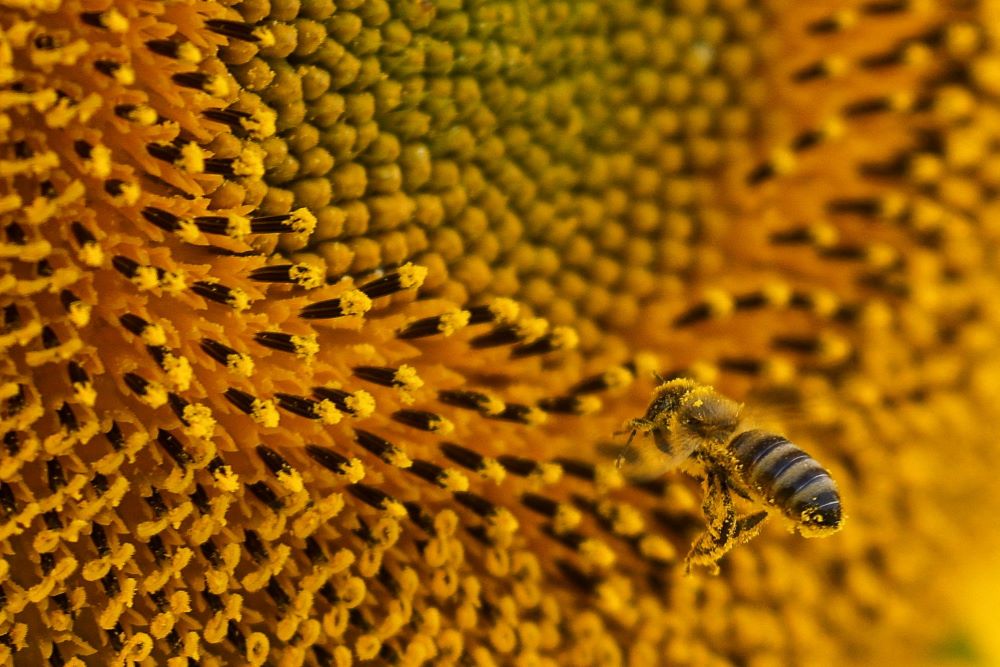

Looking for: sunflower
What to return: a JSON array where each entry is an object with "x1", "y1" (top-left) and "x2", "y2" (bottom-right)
[{"x1": 1, "y1": 0, "x2": 999, "y2": 665}]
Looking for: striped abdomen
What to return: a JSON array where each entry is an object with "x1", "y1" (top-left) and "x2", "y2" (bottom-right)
[{"x1": 729, "y1": 430, "x2": 842, "y2": 534}]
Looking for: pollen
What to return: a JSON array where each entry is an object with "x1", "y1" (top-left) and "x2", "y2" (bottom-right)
[{"x1": 2, "y1": 0, "x2": 999, "y2": 665}]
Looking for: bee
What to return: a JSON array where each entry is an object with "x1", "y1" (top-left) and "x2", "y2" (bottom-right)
[{"x1": 617, "y1": 377, "x2": 843, "y2": 571}]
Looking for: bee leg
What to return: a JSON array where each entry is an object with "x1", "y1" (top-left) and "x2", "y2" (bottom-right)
[
  {"x1": 615, "y1": 417, "x2": 652, "y2": 436},
  {"x1": 732, "y1": 511, "x2": 769, "y2": 548},
  {"x1": 699, "y1": 448, "x2": 753, "y2": 501},
  {"x1": 685, "y1": 470, "x2": 737, "y2": 574}
]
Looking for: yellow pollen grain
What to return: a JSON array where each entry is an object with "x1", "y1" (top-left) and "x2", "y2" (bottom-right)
[
  {"x1": 761, "y1": 281, "x2": 792, "y2": 307},
  {"x1": 603, "y1": 366, "x2": 635, "y2": 390},
  {"x1": 132, "y1": 266, "x2": 159, "y2": 291},
  {"x1": 574, "y1": 395, "x2": 603, "y2": 414},
  {"x1": 438, "y1": 309, "x2": 471, "y2": 335},
  {"x1": 703, "y1": 288, "x2": 734, "y2": 317},
  {"x1": 77, "y1": 242, "x2": 103, "y2": 267},
  {"x1": 429, "y1": 416, "x2": 454, "y2": 434},
  {"x1": 551, "y1": 326, "x2": 580, "y2": 351},
  {"x1": 763, "y1": 359, "x2": 796, "y2": 385},
  {"x1": 162, "y1": 354, "x2": 192, "y2": 390},
  {"x1": 345, "y1": 390, "x2": 375, "y2": 418},
  {"x1": 339, "y1": 289, "x2": 372, "y2": 316},
  {"x1": 289, "y1": 262, "x2": 324, "y2": 289},
  {"x1": 385, "y1": 448, "x2": 412, "y2": 469},
  {"x1": 291, "y1": 334, "x2": 319, "y2": 361},
  {"x1": 140, "y1": 381, "x2": 168, "y2": 408},
  {"x1": 516, "y1": 317, "x2": 549, "y2": 343},
  {"x1": 316, "y1": 399, "x2": 342, "y2": 424},
  {"x1": 182, "y1": 404, "x2": 215, "y2": 439},
  {"x1": 479, "y1": 458, "x2": 507, "y2": 484},
  {"x1": 439, "y1": 469, "x2": 470, "y2": 492},
  {"x1": 227, "y1": 215, "x2": 251, "y2": 240},
  {"x1": 175, "y1": 41, "x2": 201, "y2": 64},
  {"x1": 72, "y1": 382, "x2": 96, "y2": 407},
  {"x1": 276, "y1": 469, "x2": 304, "y2": 493},
  {"x1": 579, "y1": 539, "x2": 616, "y2": 569},
  {"x1": 393, "y1": 364, "x2": 423, "y2": 403},
  {"x1": 233, "y1": 148, "x2": 264, "y2": 179},
  {"x1": 553, "y1": 504, "x2": 582, "y2": 533},
  {"x1": 226, "y1": 353, "x2": 254, "y2": 377},
  {"x1": 178, "y1": 143, "x2": 204, "y2": 173},
  {"x1": 809, "y1": 289, "x2": 840, "y2": 317},
  {"x1": 639, "y1": 536, "x2": 677, "y2": 562},
  {"x1": 533, "y1": 462, "x2": 562, "y2": 485},
  {"x1": 487, "y1": 509, "x2": 519, "y2": 543},
  {"x1": 176, "y1": 219, "x2": 201, "y2": 243},
  {"x1": 251, "y1": 399, "x2": 280, "y2": 428},
  {"x1": 291, "y1": 208, "x2": 318, "y2": 235},
  {"x1": 242, "y1": 108, "x2": 276, "y2": 139},
  {"x1": 159, "y1": 271, "x2": 186, "y2": 294},
  {"x1": 341, "y1": 458, "x2": 366, "y2": 484},
  {"x1": 227, "y1": 288, "x2": 251, "y2": 312},
  {"x1": 211, "y1": 465, "x2": 240, "y2": 493},
  {"x1": 488, "y1": 297, "x2": 520, "y2": 323},
  {"x1": 383, "y1": 499, "x2": 408, "y2": 519},
  {"x1": 396, "y1": 262, "x2": 428, "y2": 290}
]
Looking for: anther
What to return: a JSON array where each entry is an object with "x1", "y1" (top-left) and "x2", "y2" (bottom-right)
[
  {"x1": 253, "y1": 331, "x2": 317, "y2": 358},
  {"x1": 357, "y1": 263, "x2": 428, "y2": 299},
  {"x1": 274, "y1": 392, "x2": 341, "y2": 423},
  {"x1": 156, "y1": 429, "x2": 192, "y2": 468},
  {"x1": 397, "y1": 310, "x2": 471, "y2": 339},
  {"x1": 438, "y1": 389, "x2": 504, "y2": 414},
  {"x1": 299, "y1": 290, "x2": 372, "y2": 319},
  {"x1": 41, "y1": 325, "x2": 60, "y2": 349},
  {"x1": 79, "y1": 9, "x2": 127, "y2": 31},
  {"x1": 191, "y1": 281, "x2": 250, "y2": 310},
  {"x1": 145, "y1": 489, "x2": 168, "y2": 517},
  {"x1": 792, "y1": 56, "x2": 847, "y2": 82},
  {"x1": 172, "y1": 71, "x2": 228, "y2": 96},
  {"x1": 406, "y1": 459, "x2": 448, "y2": 487},
  {"x1": 497, "y1": 455, "x2": 541, "y2": 477},
  {"x1": 248, "y1": 209, "x2": 316, "y2": 234},
  {"x1": 347, "y1": 484, "x2": 402, "y2": 512},
  {"x1": 56, "y1": 402, "x2": 78, "y2": 431},
  {"x1": 305, "y1": 444, "x2": 352, "y2": 475},
  {"x1": 205, "y1": 19, "x2": 268, "y2": 43},
  {"x1": 46, "y1": 458, "x2": 67, "y2": 492},
  {"x1": 255, "y1": 445, "x2": 295, "y2": 479},
  {"x1": 5, "y1": 223, "x2": 24, "y2": 245},
  {"x1": 249, "y1": 263, "x2": 324, "y2": 288},
  {"x1": 510, "y1": 327, "x2": 579, "y2": 358},
  {"x1": 537, "y1": 395, "x2": 599, "y2": 415},
  {"x1": 392, "y1": 409, "x2": 452, "y2": 433},
  {"x1": 105, "y1": 422, "x2": 125, "y2": 451},
  {"x1": 440, "y1": 442, "x2": 487, "y2": 471},
  {"x1": 145, "y1": 39, "x2": 199, "y2": 62},
  {"x1": 553, "y1": 458, "x2": 596, "y2": 481},
  {"x1": 313, "y1": 387, "x2": 374, "y2": 418},
  {"x1": 354, "y1": 429, "x2": 410, "y2": 466},
  {"x1": 453, "y1": 491, "x2": 497, "y2": 518},
  {"x1": 246, "y1": 481, "x2": 284, "y2": 511}
]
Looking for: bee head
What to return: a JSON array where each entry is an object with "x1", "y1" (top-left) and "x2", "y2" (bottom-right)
[{"x1": 676, "y1": 387, "x2": 741, "y2": 443}]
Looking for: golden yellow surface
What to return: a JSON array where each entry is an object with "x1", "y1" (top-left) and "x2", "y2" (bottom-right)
[{"x1": 1, "y1": 0, "x2": 999, "y2": 664}]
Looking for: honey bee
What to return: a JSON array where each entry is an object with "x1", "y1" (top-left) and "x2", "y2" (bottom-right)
[{"x1": 617, "y1": 377, "x2": 843, "y2": 571}]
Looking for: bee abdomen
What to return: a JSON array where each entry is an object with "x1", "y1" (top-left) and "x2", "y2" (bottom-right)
[{"x1": 730, "y1": 430, "x2": 842, "y2": 533}]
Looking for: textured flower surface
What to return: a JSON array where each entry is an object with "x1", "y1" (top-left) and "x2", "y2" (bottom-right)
[{"x1": 1, "y1": 0, "x2": 1000, "y2": 665}]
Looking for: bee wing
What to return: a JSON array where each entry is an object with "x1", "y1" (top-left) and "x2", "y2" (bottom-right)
[{"x1": 740, "y1": 385, "x2": 839, "y2": 440}]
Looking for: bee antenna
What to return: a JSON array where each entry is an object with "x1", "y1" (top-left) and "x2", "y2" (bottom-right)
[{"x1": 652, "y1": 371, "x2": 666, "y2": 384}]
